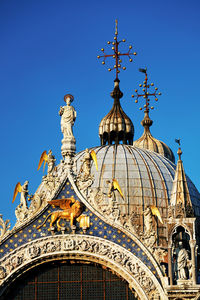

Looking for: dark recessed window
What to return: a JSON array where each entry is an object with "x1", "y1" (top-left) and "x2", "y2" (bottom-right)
[{"x1": 3, "y1": 261, "x2": 138, "y2": 300}]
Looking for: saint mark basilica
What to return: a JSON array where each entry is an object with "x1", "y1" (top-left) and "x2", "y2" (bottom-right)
[{"x1": 0, "y1": 21, "x2": 200, "y2": 300}]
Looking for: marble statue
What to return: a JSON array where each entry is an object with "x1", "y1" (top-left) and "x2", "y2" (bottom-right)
[
  {"x1": 19, "y1": 180, "x2": 29, "y2": 209},
  {"x1": 177, "y1": 242, "x2": 189, "y2": 280},
  {"x1": 143, "y1": 206, "x2": 153, "y2": 233},
  {"x1": 46, "y1": 150, "x2": 56, "y2": 175},
  {"x1": 79, "y1": 148, "x2": 92, "y2": 179},
  {"x1": 59, "y1": 94, "x2": 76, "y2": 139}
]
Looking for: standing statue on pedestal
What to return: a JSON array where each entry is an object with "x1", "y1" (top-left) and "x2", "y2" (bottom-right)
[
  {"x1": 59, "y1": 94, "x2": 76, "y2": 161},
  {"x1": 59, "y1": 94, "x2": 76, "y2": 139},
  {"x1": 177, "y1": 242, "x2": 189, "y2": 280}
]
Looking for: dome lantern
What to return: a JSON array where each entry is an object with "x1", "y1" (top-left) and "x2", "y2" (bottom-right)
[{"x1": 99, "y1": 79, "x2": 134, "y2": 145}]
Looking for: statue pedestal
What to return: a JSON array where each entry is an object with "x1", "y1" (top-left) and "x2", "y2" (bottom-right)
[
  {"x1": 61, "y1": 137, "x2": 76, "y2": 156},
  {"x1": 177, "y1": 278, "x2": 193, "y2": 286},
  {"x1": 61, "y1": 137, "x2": 76, "y2": 169}
]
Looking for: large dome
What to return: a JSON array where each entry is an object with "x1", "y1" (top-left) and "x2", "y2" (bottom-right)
[{"x1": 75, "y1": 145, "x2": 200, "y2": 218}]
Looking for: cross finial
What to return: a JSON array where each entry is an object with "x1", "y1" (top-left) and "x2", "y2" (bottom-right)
[
  {"x1": 131, "y1": 68, "x2": 161, "y2": 113},
  {"x1": 97, "y1": 20, "x2": 137, "y2": 80}
]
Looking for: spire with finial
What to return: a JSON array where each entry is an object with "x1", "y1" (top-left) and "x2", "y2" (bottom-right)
[
  {"x1": 168, "y1": 141, "x2": 194, "y2": 218},
  {"x1": 98, "y1": 20, "x2": 136, "y2": 145},
  {"x1": 132, "y1": 68, "x2": 175, "y2": 163},
  {"x1": 97, "y1": 19, "x2": 137, "y2": 80}
]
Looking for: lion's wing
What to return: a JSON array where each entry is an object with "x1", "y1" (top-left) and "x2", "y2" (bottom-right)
[{"x1": 48, "y1": 197, "x2": 74, "y2": 210}]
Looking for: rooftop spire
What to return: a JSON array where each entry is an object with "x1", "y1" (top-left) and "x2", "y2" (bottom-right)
[
  {"x1": 97, "y1": 20, "x2": 137, "y2": 80},
  {"x1": 132, "y1": 69, "x2": 175, "y2": 162},
  {"x1": 98, "y1": 21, "x2": 135, "y2": 146},
  {"x1": 132, "y1": 68, "x2": 161, "y2": 124},
  {"x1": 169, "y1": 144, "x2": 194, "y2": 218}
]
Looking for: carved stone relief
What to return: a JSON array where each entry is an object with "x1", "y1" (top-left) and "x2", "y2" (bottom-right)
[{"x1": 0, "y1": 235, "x2": 164, "y2": 298}]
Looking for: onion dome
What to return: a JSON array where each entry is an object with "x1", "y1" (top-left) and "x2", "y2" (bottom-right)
[
  {"x1": 99, "y1": 79, "x2": 134, "y2": 145},
  {"x1": 133, "y1": 109, "x2": 175, "y2": 163}
]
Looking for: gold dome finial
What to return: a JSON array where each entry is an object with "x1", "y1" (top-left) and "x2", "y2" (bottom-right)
[{"x1": 97, "y1": 20, "x2": 137, "y2": 80}]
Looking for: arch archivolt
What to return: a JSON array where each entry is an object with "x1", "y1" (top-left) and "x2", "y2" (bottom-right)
[
  {"x1": 0, "y1": 234, "x2": 167, "y2": 300},
  {"x1": 168, "y1": 223, "x2": 192, "y2": 242}
]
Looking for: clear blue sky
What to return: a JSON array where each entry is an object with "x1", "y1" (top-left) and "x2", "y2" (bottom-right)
[{"x1": 0, "y1": 0, "x2": 200, "y2": 226}]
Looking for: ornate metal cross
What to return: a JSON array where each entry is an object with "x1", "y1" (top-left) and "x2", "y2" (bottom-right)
[
  {"x1": 131, "y1": 68, "x2": 161, "y2": 111},
  {"x1": 97, "y1": 20, "x2": 137, "y2": 80}
]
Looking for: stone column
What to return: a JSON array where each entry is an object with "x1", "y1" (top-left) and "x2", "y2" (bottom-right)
[
  {"x1": 168, "y1": 245, "x2": 173, "y2": 285},
  {"x1": 189, "y1": 239, "x2": 196, "y2": 285}
]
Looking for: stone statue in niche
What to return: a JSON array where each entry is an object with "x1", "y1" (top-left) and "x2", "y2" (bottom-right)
[
  {"x1": 59, "y1": 94, "x2": 76, "y2": 140},
  {"x1": 177, "y1": 242, "x2": 189, "y2": 280}
]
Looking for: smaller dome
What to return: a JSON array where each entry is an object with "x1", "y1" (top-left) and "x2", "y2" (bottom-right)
[
  {"x1": 133, "y1": 109, "x2": 175, "y2": 163},
  {"x1": 99, "y1": 79, "x2": 134, "y2": 145}
]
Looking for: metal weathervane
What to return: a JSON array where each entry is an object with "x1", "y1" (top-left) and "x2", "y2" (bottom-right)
[
  {"x1": 97, "y1": 20, "x2": 137, "y2": 80},
  {"x1": 131, "y1": 68, "x2": 161, "y2": 111}
]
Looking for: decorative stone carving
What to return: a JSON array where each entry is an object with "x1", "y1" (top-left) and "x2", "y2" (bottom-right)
[
  {"x1": 87, "y1": 187, "x2": 140, "y2": 234},
  {"x1": 140, "y1": 207, "x2": 157, "y2": 251},
  {"x1": 152, "y1": 248, "x2": 167, "y2": 265},
  {"x1": 168, "y1": 204, "x2": 194, "y2": 219},
  {"x1": 42, "y1": 172, "x2": 60, "y2": 199},
  {"x1": 0, "y1": 266, "x2": 6, "y2": 280},
  {"x1": 0, "y1": 214, "x2": 10, "y2": 240},
  {"x1": 28, "y1": 245, "x2": 41, "y2": 258},
  {"x1": 121, "y1": 211, "x2": 140, "y2": 234},
  {"x1": 28, "y1": 193, "x2": 42, "y2": 215},
  {"x1": 0, "y1": 235, "x2": 159, "y2": 297},
  {"x1": 76, "y1": 149, "x2": 95, "y2": 195}
]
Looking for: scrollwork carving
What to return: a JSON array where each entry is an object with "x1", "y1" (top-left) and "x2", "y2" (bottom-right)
[{"x1": 0, "y1": 235, "x2": 158, "y2": 296}]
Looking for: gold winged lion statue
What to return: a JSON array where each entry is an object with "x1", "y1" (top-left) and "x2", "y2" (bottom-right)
[{"x1": 37, "y1": 197, "x2": 83, "y2": 230}]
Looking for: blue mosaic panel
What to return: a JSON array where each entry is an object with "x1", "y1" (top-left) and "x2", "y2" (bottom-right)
[{"x1": 0, "y1": 179, "x2": 160, "y2": 283}]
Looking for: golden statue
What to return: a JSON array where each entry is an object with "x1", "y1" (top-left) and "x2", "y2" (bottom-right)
[
  {"x1": 37, "y1": 197, "x2": 83, "y2": 230},
  {"x1": 37, "y1": 150, "x2": 56, "y2": 174},
  {"x1": 106, "y1": 178, "x2": 124, "y2": 199}
]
